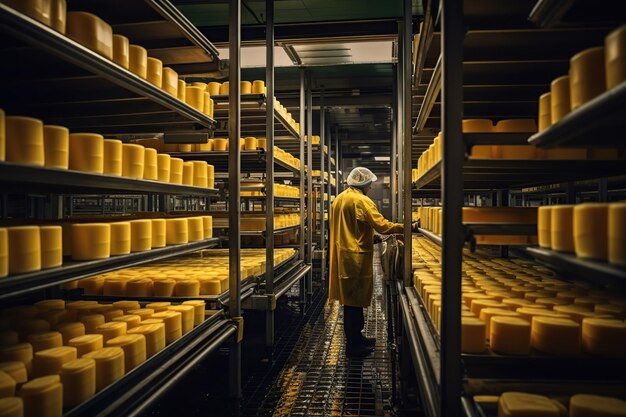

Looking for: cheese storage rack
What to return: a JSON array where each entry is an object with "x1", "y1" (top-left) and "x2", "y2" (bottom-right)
[{"x1": 394, "y1": 0, "x2": 626, "y2": 416}]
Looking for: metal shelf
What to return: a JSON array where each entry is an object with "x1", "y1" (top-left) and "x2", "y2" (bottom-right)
[
  {"x1": 168, "y1": 150, "x2": 300, "y2": 177},
  {"x1": 417, "y1": 228, "x2": 442, "y2": 246},
  {"x1": 0, "y1": 238, "x2": 219, "y2": 301},
  {"x1": 0, "y1": 162, "x2": 219, "y2": 196},
  {"x1": 64, "y1": 311, "x2": 236, "y2": 417},
  {"x1": 211, "y1": 94, "x2": 300, "y2": 140},
  {"x1": 0, "y1": 3, "x2": 216, "y2": 135},
  {"x1": 239, "y1": 224, "x2": 300, "y2": 236},
  {"x1": 529, "y1": 81, "x2": 626, "y2": 149},
  {"x1": 526, "y1": 246, "x2": 626, "y2": 291}
]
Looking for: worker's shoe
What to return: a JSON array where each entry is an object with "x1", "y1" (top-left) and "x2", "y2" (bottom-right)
[
  {"x1": 359, "y1": 334, "x2": 376, "y2": 347},
  {"x1": 346, "y1": 343, "x2": 374, "y2": 358}
]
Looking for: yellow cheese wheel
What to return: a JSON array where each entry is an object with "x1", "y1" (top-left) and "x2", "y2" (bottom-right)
[
  {"x1": 478, "y1": 308, "x2": 522, "y2": 339},
  {"x1": 187, "y1": 217, "x2": 204, "y2": 242},
  {"x1": 551, "y1": 75, "x2": 571, "y2": 123},
  {"x1": 106, "y1": 334, "x2": 146, "y2": 371},
  {"x1": 257, "y1": 138, "x2": 267, "y2": 150},
  {"x1": 516, "y1": 307, "x2": 569, "y2": 322},
  {"x1": 146, "y1": 57, "x2": 163, "y2": 88},
  {"x1": 127, "y1": 309, "x2": 154, "y2": 322},
  {"x1": 66, "y1": 12, "x2": 112, "y2": 59},
  {"x1": 167, "y1": 305, "x2": 194, "y2": 334},
  {"x1": 498, "y1": 392, "x2": 561, "y2": 417},
  {"x1": 112, "y1": 34, "x2": 129, "y2": 69},
  {"x1": 181, "y1": 161, "x2": 194, "y2": 185},
  {"x1": 71, "y1": 223, "x2": 110, "y2": 261},
  {"x1": 112, "y1": 315, "x2": 141, "y2": 331},
  {"x1": 219, "y1": 81, "x2": 229, "y2": 95},
  {"x1": 5, "y1": 116, "x2": 44, "y2": 166},
  {"x1": 606, "y1": 24, "x2": 626, "y2": 89},
  {"x1": 54, "y1": 322, "x2": 84, "y2": 345},
  {"x1": 461, "y1": 317, "x2": 486, "y2": 353},
  {"x1": 125, "y1": 278, "x2": 152, "y2": 296},
  {"x1": 202, "y1": 216, "x2": 213, "y2": 239},
  {"x1": 151, "y1": 311, "x2": 181, "y2": 344},
  {"x1": 121, "y1": 143, "x2": 145, "y2": 179},
  {"x1": 111, "y1": 301, "x2": 140, "y2": 313},
  {"x1": 60, "y1": 358, "x2": 95, "y2": 407},
  {"x1": 550, "y1": 205, "x2": 575, "y2": 252},
  {"x1": 37, "y1": 226, "x2": 61, "y2": 270},
  {"x1": 609, "y1": 202, "x2": 626, "y2": 266},
  {"x1": 182, "y1": 300, "x2": 205, "y2": 327},
  {"x1": 191, "y1": 161, "x2": 208, "y2": 187},
  {"x1": 0, "y1": 362, "x2": 27, "y2": 384},
  {"x1": 127, "y1": 324, "x2": 165, "y2": 358},
  {"x1": 470, "y1": 299, "x2": 507, "y2": 316},
  {"x1": 537, "y1": 206, "x2": 552, "y2": 248},
  {"x1": 18, "y1": 375, "x2": 62, "y2": 417},
  {"x1": 490, "y1": 316, "x2": 531, "y2": 355},
  {"x1": 0, "y1": 229, "x2": 6, "y2": 278},
  {"x1": 213, "y1": 138, "x2": 228, "y2": 151},
  {"x1": 0, "y1": 370, "x2": 16, "y2": 398},
  {"x1": 205, "y1": 82, "x2": 219, "y2": 96},
  {"x1": 531, "y1": 316, "x2": 580, "y2": 355},
  {"x1": 34, "y1": 299, "x2": 64, "y2": 312},
  {"x1": 570, "y1": 47, "x2": 606, "y2": 110},
  {"x1": 67, "y1": 334, "x2": 102, "y2": 357},
  {"x1": 185, "y1": 86, "x2": 204, "y2": 112},
  {"x1": 165, "y1": 218, "x2": 188, "y2": 245},
  {"x1": 174, "y1": 279, "x2": 199, "y2": 297},
  {"x1": 156, "y1": 153, "x2": 171, "y2": 182},
  {"x1": 463, "y1": 119, "x2": 493, "y2": 158},
  {"x1": 109, "y1": 221, "x2": 131, "y2": 256},
  {"x1": 240, "y1": 81, "x2": 252, "y2": 94},
  {"x1": 176, "y1": 79, "x2": 186, "y2": 101},
  {"x1": 162, "y1": 67, "x2": 178, "y2": 96},
  {"x1": 143, "y1": 147, "x2": 158, "y2": 180},
  {"x1": 82, "y1": 347, "x2": 124, "y2": 391},
  {"x1": 42, "y1": 125, "x2": 68, "y2": 169},
  {"x1": 0, "y1": 396, "x2": 22, "y2": 417},
  {"x1": 27, "y1": 332, "x2": 62, "y2": 353},
  {"x1": 102, "y1": 277, "x2": 126, "y2": 296},
  {"x1": 102, "y1": 138, "x2": 122, "y2": 176},
  {"x1": 7, "y1": 226, "x2": 41, "y2": 274},
  {"x1": 69, "y1": 133, "x2": 104, "y2": 173},
  {"x1": 582, "y1": 318, "x2": 626, "y2": 357},
  {"x1": 243, "y1": 137, "x2": 258, "y2": 151},
  {"x1": 148, "y1": 219, "x2": 166, "y2": 249},
  {"x1": 207, "y1": 164, "x2": 215, "y2": 188},
  {"x1": 49, "y1": 0, "x2": 66, "y2": 33},
  {"x1": 145, "y1": 302, "x2": 171, "y2": 313},
  {"x1": 95, "y1": 322, "x2": 126, "y2": 343},
  {"x1": 573, "y1": 203, "x2": 608, "y2": 260},
  {"x1": 102, "y1": 309, "x2": 123, "y2": 322},
  {"x1": 78, "y1": 314, "x2": 104, "y2": 334},
  {"x1": 0, "y1": 343, "x2": 32, "y2": 376},
  {"x1": 251, "y1": 80, "x2": 265, "y2": 94},
  {"x1": 569, "y1": 394, "x2": 626, "y2": 417},
  {"x1": 129, "y1": 44, "x2": 148, "y2": 79},
  {"x1": 32, "y1": 346, "x2": 76, "y2": 377},
  {"x1": 129, "y1": 219, "x2": 151, "y2": 252},
  {"x1": 153, "y1": 279, "x2": 175, "y2": 297},
  {"x1": 492, "y1": 119, "x2": 537, "y2": 159},
  {"x1": 2, "y1": 0, "x2": 52, "y2": 26},
  {"x1": 538, "y1": 92, "x2": 551, "y2": 132}
]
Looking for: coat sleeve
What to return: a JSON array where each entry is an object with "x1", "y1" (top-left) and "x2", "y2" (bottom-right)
[{"x1": 357, "y1": 197, "x2": 404, "y2": 235}]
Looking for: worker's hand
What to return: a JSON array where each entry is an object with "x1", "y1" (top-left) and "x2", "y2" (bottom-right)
[{"x1": 412, "y1": 220, "x2": 420, "y2": 232}]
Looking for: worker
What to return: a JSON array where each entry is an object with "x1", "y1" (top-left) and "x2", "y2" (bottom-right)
[{"x1": 329, "y1": 167, "x2": 404, "y2": 357}]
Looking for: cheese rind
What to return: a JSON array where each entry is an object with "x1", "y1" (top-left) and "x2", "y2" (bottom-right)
[
  {"x1": 537, "y1": 206, "x2": 552, "y2": 248},
  {"x1": 461, "y1": 317, "x2": 486, "y2": 353},
  {"x1": 5, "y1": 116, "x2": 44, "y2": 166},
  {"x1": 143, "y1": 147, "x2": 158, "y2": 180},
  {"x1": 550, "y1": 205, "x2": 575, "y2": 252},
  {"x1": 60, "y1": 358, "x2": 96, "y2": 407},
  {"x1": 112, "y1": 34, "x2": 129, "y2": 69},
  {"x1": 498, "y1": 392, "x2": 561, "y2": 417},
  {"x1": 582, "y1": 318, "x2": 626, "y2": 357},
  {"x1": 69, "y1": 133, "x2": 104, "y2": 173},
  {"x1": 32, "y1": 346, "x2": 77, "y2": 378},
  {"x1": 82, "y1": 347, "x2": 125, "y2": 391},
  {"x1": 531, "y1": 316, "x2": 580, "y2": 356},
  {"x1": 490, "y1": 317, "x2": 531, "y2": 355},
  {"x1": 569, "y1": 394, "x2": 626, "y2": 417},
  {"x1": 66, "y1": 12, "x2": 113, "y2": 59},
  {"x1": 18, "y1": 375, "x2": 63, "y2": 417},
  {"x1": 106, "y1": 334, "x2": 146, "y2": 371},
  {"x1": 573, "y1": 203, "x2": 608, "y2": 260},
  {"x1": 71, "y1": 223, "x2": 110, "y2": 261},
  {"x1": 110, "y1": 222, "x2": 131, "y2": 256},
  {"x1": 67, "y1": 334, "x2": 103, "y2": 357},
  {"x1": 103, "y1": 139, "x2": 122, "y2": 176},
  {"x1": 129, "y1": 45, "x2": 148, "y2": 79},
  {"x1": 43, "y1": 125, "x2": 69, "y2": 169},
  {"x1": 165, "y1": 218, "x2": 188, "y2": 245},
  {"x1": 162, "y1": 67, "x2": 178, "y2": 96},
  {"x1": 7, "y1": 226, "x2": 41, "y2": 274},
  {"x1": 122, "y1": 144, "x2": 145, "y2": 179},
  {"x1": 185, "y1": 86, "x2": 204, "y2": 112},
  {"x1": 551, "y1": 75, "x2": 571, "y2": 123},
  {"x1": 570, "y1": 47, "x2": 606, "y2": 110},
  {"x1": 609, "y1": 202, "x2": 626, "y2": 266},
  {"x1": 146, "y1": 57, "x2": 163, "y2": 88},
  {"x1": 129, "y1": 220, "x2": 152, "y2": 252},
  {"x1": 157, "y1": 154, "x2": 171, "y2": 182}
]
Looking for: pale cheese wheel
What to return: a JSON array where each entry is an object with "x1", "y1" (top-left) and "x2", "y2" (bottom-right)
[
  {"x1": 42, "y1": 125, "x2": 68, "y2": 169},
  {"x1": 461, "y1": 317, "x2": 486, "y2": 353},
  {"x1": 151, "y1": 311, "x2": 181, "y2": 344},
  {"x1": 182, "y1": 300, "x2": 205, "y2": 327},
  {"x1": 112, "y1": 315, "x2": 141, "y2": 330},
  {"x1": 60, "y1": 358, "x2": 95, "y2": 407},
  {"x1": 112, "y1": 34, "x2": 129, "y2": 69},
  {"x1": 71, "y1": 223, "x2": 110, "y2": 261},
  {"x1": 143, "y1": 147, "x2": 158, "y2": 180},
  {"x1": 38, "y1": 226, "x2": 61, "y2": 269},
  {"x1": 7, "y1": 226, "x2": 41, "y2": 274},
  {"x1": 78, "y1": 315, "x2": 104, "y2": 334},
  {"x1": 162, "y1": 67, "x2": 178, "y2": 96},
  {"x1": 69, "y1": 133, "x2": 104, "y2": 173},
  {"x1": 606, "y1": 24, "x2": 626, "y2": 89},
  {"x1": 550, "y1": 205, "x2": 575, "y2": 252},
  {"x1": 18, "y1": 375, "x2": 62, "y2": 417},
  {"x1": 27, "y1": 332, "x2": 62, "y2": 353},
  {"x1": 5, "y1": 116, "x2": 44, "y2": 166},
  {"x1": 67, "y1": 334, "x2": 102, "y2": 357},
  {"x1": 106, "y1": 334, "x2": 146, "y2": 371},
  {"x1": 82, "y1": 347, "x2": 124, "y2": 391},
  {"x1": 185, "y1": 86, "x2": 204, "y2": 112},
  {"x1": 570, "y1": 47, "x2": 606, "y2": 110},
  {"x1": 127, "y1": 324, "x2": 165, "y2": 358},
  {"x1": 0, "y1": 362, "x2": 27, "y2": 384},
  {"x1": 166, "y1": 218, "x2": 188, "y2": 245},
  {"x1": 95, "y1": 322, "x2": 126, "y2": 343},
  {"x1": 110, "y1": 221, "x2": 131, "y2": 255},
  {"x1": 103, "y1": 139, "x2": 122, "y2": 176},
  {"x1": 537, "y1": 206, "x2": 552, "y2": 248},
  {"x1": 531, "y1": 316, "x2": 580, "y2": 355},
  {"x1": 32, "y1": 346, "x2": 76, "y2": 378},
  {"x1": 569, "y1": 394, "x2": 626, "y2": 417},
  {"x1": 573, "y1": 203, "x2": 608, "y2": 260},
  {"x1": 167, "y1": 305, "x2": 194, "y2": 334},
  {"x1": 609, "y1": 202, "x2": 626, "y2": 266},
  {"x1": 54, "y1": 322, "x2": 84, "y2": 345},
  {"x1": 582, "y1": 318, "x2": 626, "y2": 357},
  {"x1": 550, "y1": 75, "x2": 571, "y2": 123},
  {"x1": 129, "y1": 219, "x2": 151, "y2": 252},
  {"x1": 129, "y1": 45, "x2": 148, "y2": 79},
  {"x1": 146, "y1": 57, "x2": 163, "y2": 88},
  {"x1": 498, "y1": 392, "x2": 561, "y2": 417},
  {"x1": 66, "y1": 12, "x2": 112, "y2": 59}
]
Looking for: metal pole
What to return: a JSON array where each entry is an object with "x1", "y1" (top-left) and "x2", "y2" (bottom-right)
[
  {"x1": 402, "y1": 0, "x2": 412, "y2": 288},
  {"x1": 397, "y1": 21, "x2": 404, "y2": 222},
  {"x1": 391, "y1": 65, "x2": 398, "y2": 222},
  {"x1": 441, "y1": 0, "x2": 464, "y2": 415},
  {"x1": 334, "y1": 125, "x2": 339, "y2": 198},
  {"x1": 306, "y1": 71, "x2": 314, "y2": 297},
  {"x1": 320, "y1": 89, "x2": 326, "y2": 284},
  {"x1": 228, "y1": 0, "x2": 241, "y2": 400},
  {"x1": 299, "y1": 70, "x2": 306, "y2": 308},
  {"x1": 327, "y1": 112, "x2": 332, "y2": 247},
  {"x1": 265, "y1": 0, "x2": 275, "y2": 347}
]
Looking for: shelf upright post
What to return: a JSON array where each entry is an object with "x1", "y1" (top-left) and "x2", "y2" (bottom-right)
[
  {"x1": 334, "y1": 125, "x2": 340, "y2": 198},
  {"x1": 265, "y1": 0, "x2": 275, "y2": 348},
  {"x1": 228, "y1": 0, "x2": 242, "y2": 400},
  {"x1": 327, "y1": 112, "x2": 332, "y2": 241},
  {"x1": 391, "y1": 65, "x2": 398, "y2": 222},
  {"x1": 397, "y1": 20, "x2": 404, "y2": 222},
  {"x1": 440, "y1": 0, "x2": 464, "y2": 415},
  {"x1": 299, "y1": 68, "x2": 306, "y2": 309},
  {"x1": 320, "y1": 88, "x2": 326, "y2": 284},
  {"x1": 403, "y1": 0, "x2": 412, "y2": 290},
  {"x1": 306, "y1": 71, "x2": 314, "y2": 297}
]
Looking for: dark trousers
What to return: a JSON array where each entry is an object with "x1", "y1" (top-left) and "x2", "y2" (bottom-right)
[{"x1": 343, "y1": 305, "x2": 364, "y2": 347}]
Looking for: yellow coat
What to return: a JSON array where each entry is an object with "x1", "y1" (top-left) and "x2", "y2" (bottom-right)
[{"x1": 329, "y1": 187, "x2": 403, "y2": 307}]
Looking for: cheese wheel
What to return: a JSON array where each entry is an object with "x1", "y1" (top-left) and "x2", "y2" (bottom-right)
[
  {"x1": 156, "y1": 153, "x2": 171, "y2": 183},
  {"x1": 127, "y1": 324, "x2": 165, "y2": 358},
  {"x1": 570, "y1": 47, "x2": 606, "y2": 110},
  {"x1": 461, "y1": 317, "x2": 486, "y2": 353},
  {"x1": 34, "y1": 299, "x2": 64, "y2": 312},
  {"x1": 0, "y1": 362, "x2": 26, "y2": 384},
  {"x1": 174, "y1": 279, "x2": 200, "y2": 297},
  {"x1": 174, "y1": 80, "x2": 185, "y2": 102},
  {"x1": 538, "y1": 92, "x2": 551, "y2": 133},
  {"x1": 463, "y1": 119, "x2": 493, "y2": 158},
  {"x1": 537, "y1": 206, "x2": 552, "y2": 248},
  {"x1": 109, "y1": 221, "x2": 131, "y2": 256},
  {"x1": 71, "y1": 223, "x2": 110, "y2": 261},
  {"x1": 569, "y1": 394, "x2": 626, "y2": 417},
  {"x1": 18, "y1": 375, "x2": 62, "y2": 417},
  {"x1": 69, "y1": 133, "x2": 104, "y2": 173},
  {"x1": 219, "y1": 81, "x2": 229, "y2": 95},
  {"x1": 102, "y1": 277, "x2": 126, "y2": 296},
  {"x1": 27, "y1": 332, "x2": 62, "y2": 353},
  {"x1": 595, "y1": 303, "x2": 626, "y2": 319},
  {"x1": 550, "y1": 75, "x2": 571, "y2": 123},
  {"x1": 42, "y1": 125, "x2": 68, "y2": 169},
  {"x1": 112, "y1": 315, "x2": 141, "y2": 331},
  {"x1": 204, "y1": 82, "x2": 219, "y2": 96},
  {"x1": 78, "y1": 315, "x2": 104, "y2": 334},
  {"x1": 148, "y1": 219, "x2": 166, "y2": 249},
  {"x1": 82, "y1": 347, "x2": 124, "y2": 391},
  {"x1": 182, "y1": 300, "x2": 205, "y2": 327},
  {"x1": 470, "y1": 299, "x2": 507, "y2": 316},
  {"x1": 182, "y1": 161, "x2": 194, "y2": 185},
  {"x1": 102, "y1": 309, "x2": 123, "y2": 322},
  {"x1": 129, "y1": 219, "x2": 151, "y2": 252},
  {"x1": 32, "y1": 346, "x2": 76, "y2": 377},
  {"x1": 127, "y1": 309, "x2": 154, "y2": 322},
  {"x1": 165, "y1": 218, "x2": 188, "y2": 245},
  {"x1": 490, "y1": 316, "x2": 531, "y2": 355},
  {"x1": 213, "y1": 138, "x2": 228, "y2": 151},
  {"x1": 2, "y1": 0, "x2": 52, "y2": 26},
  {"x1": 257, "y1": 138, "x2": 267, "y2": 150},
  {"x1": 5, "y1": 116, "x2": 44, "y2": 166},
  {"x1": 121, "y1": 143, "x2": 145, "y2": 179},
  {"x1": 191, "y1": 161, "x2": 208, "y2": 187},
  {"x1": 492, "y1": 119, "x2": 537, "y2": 159},
  {"x1": 60, "y1": 358, "x2": 95, "y2": 407},
  {"x1": 150, "y1": 279, "x2": 173, "y2": 297},
  {"x1": 582, "y1": 318, "x2": 626, "y2": 357},
  {"x1": 550, "y1": 205, "x2": 575, "y2": 252},
  {"x1": 0, "y1": 229, "x2": 6, "y2": 278},
  {"x1": 67, "y1": 334, "x2": 102, "y2": 357},
  {"x1": 244, "y1": 137, "x2": 258, "y2": 151},
  {"x1": 124, "y1": 278, "x2": 152, "y2": 296},
  {"x1": 102, "y1": 139, "x2": 122, "y2": 176},
  {"x1": 143, "y1": 147, "x2": 158, "y2": 180},
  {"x1": 66, "y1": 11, "x2": 112, "y2": 59},
  {"x1": 207, "y1": 96, "x2": 214, "y2": 118},
  {"x1": 0, "y1": 344, "x2": 32, "y2": 376},
  {"x1": 95, "y1": 322, "x2": 126, "y2": 343},
  {"x1": 207, "y1": 164, "x2": 215, "y2": 188},
  {"x1": 609, "y1": 202, "x2": 626, "y2": 266},
  {"x1": 168, "y1": 306, "x2": 194, "y2": 335},
  {"x1": 516, "y1": 307, "x2": 569, "y2": 322},
  {"x1": 202, "y1": 216, "x2": 213, "y2": 239},
  {"x1": 49, "y1": 0, "x2": 65, "y2": 33},
  {"x1": 151, "y1": 311, "x2": 181, "y2": 344},
  {"x1": 111, "y1": 301, "x2": 140, "y2": 313},
  {"x1": 0, "y1": 370, "x2": 15, "y2": 398},
  {"x1": 573, "y1": 203, "x2": 608, "y2": 260},
  {"x1": 185, "y1": 86, "x2": 204, "y2": 112},
  {"x1": 7, "y1": 226, "x2": 41, "y2": 274},
  {"x1": 0, "y1": 397, "x2": 22, "y2": 417},
  {"x1": 531, "y1": 316, "x2": 580, "y2": 355},
  {"x1": 240, "y1": 81, "x2": 252, "y2": 94},
  {"x1": 36, "y1": 225, "x2": 61, "y2": 270},
  {"x1": 112, "y1": 34, "x2": 129, "y2": 69},
  {"x1": 146, "y1": 57, "x2": 163, "y2": 88},
  {"x1": 251, "y1": 80, "x2": 265, "y2": 94},
  {"x1": 145, "y1": 303, "x2": 171, "y2": 313},
  {"x1": 498, "y1": 392, "x2": 561, "y2": 417},
  {"x1": 54, "y1": 322, "x2": 84, "y2": 345},
  {"x1": 129, "y1": 45, "x2": 148, "y2": 79},
  {"x1": 187, "y1": 217, "x2": 204, "y2": 242},
  {"x1": 606, "y1": 24, "x2": 626, "y2": 89},
  {"x1": 162, "y1": 67, "x2": 178, "y2": 96},
  {"x1": 479, "y1": 308, "x2": 521, "y2": 339},
  {"x1": 106, "y1": 334, "x2": 146, "y2": 371}
]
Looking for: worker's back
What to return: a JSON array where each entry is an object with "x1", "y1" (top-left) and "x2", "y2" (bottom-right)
[{"x1": 330, "y1": 187, "x2": 374, "y2": 254}]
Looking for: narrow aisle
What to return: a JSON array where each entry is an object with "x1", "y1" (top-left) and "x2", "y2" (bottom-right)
[{"x1": 242, "y1": 251, "x2": 393, "y2": 417}]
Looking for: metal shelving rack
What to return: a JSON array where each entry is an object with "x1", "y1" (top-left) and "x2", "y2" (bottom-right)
[{"x1": 0, "y1": 0, "x2": 245, "y2": 412}]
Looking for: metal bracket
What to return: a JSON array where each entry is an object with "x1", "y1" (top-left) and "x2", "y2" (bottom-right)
[
  {"x1": 242, "y1": 294, "x2": 275, "y2": 311},
  {"x1": 232, "y1": 316, "x2": 244, "y2": 343}
]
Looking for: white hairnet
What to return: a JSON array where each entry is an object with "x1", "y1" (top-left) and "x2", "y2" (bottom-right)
[{"x1": 347, "y1": 167, "x2": 378, "y2": 187}]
